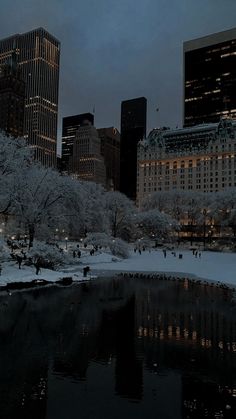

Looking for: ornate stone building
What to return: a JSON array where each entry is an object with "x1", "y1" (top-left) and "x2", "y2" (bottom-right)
[{"x1": 137, "y1": 118, "x2": 236, "y2": 206}]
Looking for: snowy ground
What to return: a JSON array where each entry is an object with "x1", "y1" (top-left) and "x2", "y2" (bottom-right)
[{"x1": 1, "y1": 248, "x2": 236, "y2": 288}]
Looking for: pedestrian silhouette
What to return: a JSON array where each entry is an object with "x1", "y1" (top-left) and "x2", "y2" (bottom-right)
[
  {"x1": 16, "y1": 255, "x2": 23, "y2": 269},
  {"x1": 35, "y1": 259, "x2": 41, "y2": 275}
]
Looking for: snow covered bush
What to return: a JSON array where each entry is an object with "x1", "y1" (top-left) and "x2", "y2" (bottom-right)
[
  {"x1": 28, "y1": 242, "x2": 66, "y2": 269},
  {"x1": 109, "y1": 238, "x2": 130, "y2": 259},
  {"x1": 84, "y1": 232, "x2": 110, "y2": 249}
]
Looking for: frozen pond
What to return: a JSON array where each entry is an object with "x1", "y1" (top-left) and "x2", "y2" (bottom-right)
[{"x1": 1, "y1": 275, "x2": 236, "y2": 418}]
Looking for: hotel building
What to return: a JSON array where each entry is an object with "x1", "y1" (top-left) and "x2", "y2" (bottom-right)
[{"x1": 137, "y1": 118, "x2": 236, "y2": 206}]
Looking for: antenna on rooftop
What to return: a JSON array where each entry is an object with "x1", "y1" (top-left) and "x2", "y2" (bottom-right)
[{"x1": 156, "y1": 107, "x2": 159, "y2": 126}]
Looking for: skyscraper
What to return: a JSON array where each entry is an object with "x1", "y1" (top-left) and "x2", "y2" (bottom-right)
[
  {"x1": 71, "y1": 124, "x2": 106, "y2": 186},
  {"x1": 61, "y1": 113, "x2": 94, "y2": 173},
  {"x1": 120, "y1": 97, "x2": 147, "y2": 200},
  {"x1": 0, "y1": 57, "x2": 25, "y2": 138},
  {"x1": 184, "y1": 28, "x2": 236, "y2": 127},
  {"x1": 0, "y1": 27, "x2": 60, "y2": 166},
  {"x1": 98, "y1": 127, "x2": 120, "y2": 191}
]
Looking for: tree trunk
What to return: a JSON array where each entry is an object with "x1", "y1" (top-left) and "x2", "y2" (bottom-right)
[{"x1": 28, "y1": 224, "x2": 35, "y2": 248}]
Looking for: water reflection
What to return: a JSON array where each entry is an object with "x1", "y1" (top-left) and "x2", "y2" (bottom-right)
[{"x1": 0, "y1": 276, "x2": 236, "y2": 418}]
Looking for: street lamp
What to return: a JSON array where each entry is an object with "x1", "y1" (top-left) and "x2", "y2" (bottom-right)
[
  {"x1": 65, "y1": 237, "x2": 68, "y2": 250},
  {"x1": 54, "y1": 228, "x2": 59, "y2": 241}
]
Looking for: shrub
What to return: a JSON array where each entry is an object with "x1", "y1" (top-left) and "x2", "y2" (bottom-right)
[
  {"x1": 110, "y1": 238, "x2": 130, "y2": 259},
  {"x1": 28, "y1": 242, "x2": 66, "y2": 269}
]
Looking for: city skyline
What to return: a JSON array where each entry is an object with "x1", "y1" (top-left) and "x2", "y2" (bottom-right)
[{"x1": 0, "y1": 1, "x2": 236, "y2": 149}]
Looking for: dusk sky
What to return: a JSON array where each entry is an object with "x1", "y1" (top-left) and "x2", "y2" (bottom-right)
[{"x1": 1, "y1": 0, "x2": 236, "y2": 147}]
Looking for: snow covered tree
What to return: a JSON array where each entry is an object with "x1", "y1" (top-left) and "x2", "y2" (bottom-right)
[
  {"x1": 104, "y1": 191, "x2": 136, "y2": 240},
  {"x1": 79, "y1": 181, "x2": 107, "y2": 235},
  {"x1": 0, "y1": 133, "x2": 32, "y2": 215},
  {"x1": 9, "y1": 166, "x2": 85, "y2": 247},
  {"x1": 209, "y1": 189, "x2": 236, "y2": 236},
  {"x1": 136, "y1": 209, "x2": 179, "y2": 241},
  {"x1": 141, "y1": 191, "x2": 170, "y2": 212}
]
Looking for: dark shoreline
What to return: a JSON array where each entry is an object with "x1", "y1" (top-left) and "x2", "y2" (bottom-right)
[{"x1": 1, "y1": 269, "x2": 236, "y2": 295}]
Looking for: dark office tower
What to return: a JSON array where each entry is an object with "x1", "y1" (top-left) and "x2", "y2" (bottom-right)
[
  {"x1": 98, "y1": 127, "x2": 120, "y2": 191},
  {"x1": 120, "y1": 97, "x2": 147, "y2": 200},
  {"x1": 0, "y1": 28, "x2": 60, "y2": 167},
  {"x1": 184, "y1": 28, "x2": 236, "y2": 127},
  {"x1": 61, "y1": 113, "x2": 94, "y2": 173},
  {"x1": 0, "y1": 57, "x2": 25, "y2": 138}
]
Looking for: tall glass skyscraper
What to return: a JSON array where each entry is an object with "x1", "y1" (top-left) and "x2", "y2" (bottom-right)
[
  {"x1": 0, "y1": 27, "x2": 60, "y2": 166},
  {"x1": 120, "y1": 97, "x2": 147, "y2": 201},
  {"x1": 184, "y1": 28, "x2": 236, "y2": 127},
  {"x1": 61, "y1": 113, "x2": 94, "y2": 173}
]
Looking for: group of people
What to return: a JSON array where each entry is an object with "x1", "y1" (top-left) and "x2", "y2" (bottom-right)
[
  {"x1": 134, "y1": 246, "x2": 147, "y2": 255},
  {"x1": 7, "y1": 244, "x2": 42, "y2": 275}
]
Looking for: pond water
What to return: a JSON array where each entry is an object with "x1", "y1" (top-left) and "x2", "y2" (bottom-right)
[{"x1": 1, "y1": 275, "x2": 236, "y2": 419}]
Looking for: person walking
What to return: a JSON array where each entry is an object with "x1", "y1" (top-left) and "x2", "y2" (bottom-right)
[
  {"x1": 35, "y1": 259, "x2": 41, "y2": 275},
  {"x1": 16, "y1": 255, "x2": 23, "y2": 269}
]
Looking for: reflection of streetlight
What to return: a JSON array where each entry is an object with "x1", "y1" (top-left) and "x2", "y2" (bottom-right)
[{"x1": 65, "y1": 237, "x2": 68, "y2": 250}]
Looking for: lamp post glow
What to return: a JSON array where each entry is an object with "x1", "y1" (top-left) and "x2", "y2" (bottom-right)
[{"x1": 65, "y1": 237, "x2": 68, "y2": 250}]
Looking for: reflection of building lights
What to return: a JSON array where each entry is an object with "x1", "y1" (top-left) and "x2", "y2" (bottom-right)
[
  {"x1": 176, "y1": 327, "x2": 180, "y2": 339},
  {"x1": 168, "y1": 325, "x2": 172, "y2": 337}
]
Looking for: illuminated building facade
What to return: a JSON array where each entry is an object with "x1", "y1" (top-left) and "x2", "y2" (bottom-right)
[
  {"x1": 184, "y1": 28, "x2": 236, "y2": 127},
  {"x1": 71, "y1": 124, "x2": 106, "y2": 186},
  {"x1": 0, "y1": 58, "x2": 25, "y2": 138},
  {"x1": 97, "y1": 127, "x2": 120, "y2": 190},
  {"x1": 137, "y1": 118, "x2": 236, "y2": 206},
  {"x1": 120, "y1": 97, "x2": 147, "y2": 200},
  {"x1": 0, "y1": 28, "x2": 60, "y2": 167},
  {"x1": 61, "y1": 113, "x2": 94, "y2": 173}
]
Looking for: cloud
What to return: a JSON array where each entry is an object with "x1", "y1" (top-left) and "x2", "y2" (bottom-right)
[{"x1": 0, "y1": 0, "x2": 236, "y2": 145}]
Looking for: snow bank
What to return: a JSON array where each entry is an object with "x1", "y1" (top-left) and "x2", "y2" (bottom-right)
[{"x1": 0, "y1": 248, "x2": 236, "y2": 289}]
